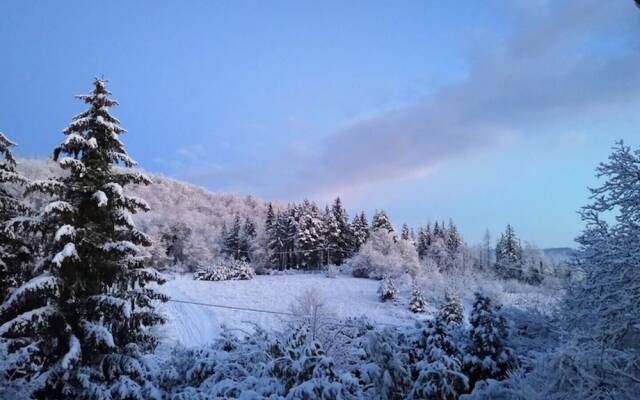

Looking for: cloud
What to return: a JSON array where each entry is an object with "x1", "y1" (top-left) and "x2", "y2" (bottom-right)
[
  {"x1": 173, "y1": 1, "x2": 640, "y2": 199},
  {"x1": 280, "y1": 0, "x2": 640, "y2": 196}
]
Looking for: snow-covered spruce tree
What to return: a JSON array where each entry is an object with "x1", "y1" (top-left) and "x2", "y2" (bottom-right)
[
  {"x1": 440, "y1": 292, "x2": 464, "y2": 326},
  {"x1": 359, "y1": 329, "x2": 412, "y2": 399},
  {"x1": 0, "y1": 132, "x2": 32, "y2": 301},
  {"x1": 0, "y1": 79, "x2": 166, "y2": 398},
  {"x1": 330, "y1": 197, "x2": 352, "y2": 265},
  {"x1": 464, "y1": 292, "x2": 516, "y2": 390},
  {"x1": 350, "y1": 211, "x2": 369, "y2": 252},
  {"x1": 371, "y1": 210, "x2": 394, "y2": 234},
  {"x1": 494, "y1": 224, "x2": 523, "y2": 280},
  {"x1": 409, "y1": 315, "x2": 468, "y2": 400},
  {"x1": 222, "y1": 214, "x2": 243, "y2": 260},
  {"x1": 295, "y1": 200, "x2": 323, "y2": 270},
  {"x1": 239, "y1": 216, "x2": 257, "y2": 262},
  {"x1": 321, "y1": 205, "x2": 340, "y2": 266},
  {"x1": 377, "y1": 274, "x2": 397, "y2": 302},
  {"x1": 408, "y1": 286, "x2": 426, "y2": 313},
  {"x1": 400, "y1": 223, "x2": 411, "y2": 241}
]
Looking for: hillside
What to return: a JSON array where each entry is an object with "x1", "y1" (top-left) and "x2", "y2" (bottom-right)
[{"x1": 16, "y1": 158, "x2": 270, "y2": 267}]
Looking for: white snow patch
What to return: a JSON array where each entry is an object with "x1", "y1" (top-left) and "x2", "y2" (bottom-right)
[
  {"x1": 52, "y1": 243, "x2": 79, "y2": 267},
  {"x1": 61, "y1": 335, "x2": 81, "y2": 369},
  {"x1": 156, "y1": 274, "x2": 424, "y2": 347},
  {"x1": 54, "y1": 225, "x2": 76, "y2": 242},
  {"x1": 92, "y1": 190, "x2": 108, "y2": 207}
]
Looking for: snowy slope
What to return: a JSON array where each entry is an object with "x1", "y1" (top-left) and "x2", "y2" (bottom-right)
[{"x1": 156, "y1": 273, "x2": 432, "y2": 347}]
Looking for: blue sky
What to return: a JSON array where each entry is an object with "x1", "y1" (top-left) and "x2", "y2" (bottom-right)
[{"x1": 1, "y1": 1, "x2": 639, "y2": 247}]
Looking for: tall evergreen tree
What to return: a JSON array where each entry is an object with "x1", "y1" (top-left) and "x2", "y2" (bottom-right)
[
  {"x1": 330, "y1": 197, "x2": 351, "y2": 264},
  {"x1": 371, "y1": 210, "x2": 394, "y2": 234},
  {"x1": 0, "y1": 132, "x2": 32, "y2": 301},
  {"x1": 222, "y1": 214, "x2": 243, "y2": 260},
  {"x1": 464, "y1": 293, "x2": 515, "y2": 390},
  {"x1": 265, "y1": 202, "x2": 275, "y2": 234},
  {"x1": 400, "y1": 223, "x2": 411, "y2": 241},
  {"x1": 295, "y1": 200, "x2": 323, "y2": 269},
  {"x1": 0, "y1": 79, "x2": 166, "y2": 397},
  {"x1": 494, "y1": 224, "x2": 523, "y2": 280},
  {"x1": 350, "y1": 212, "x2": 369, "y2": 252}
]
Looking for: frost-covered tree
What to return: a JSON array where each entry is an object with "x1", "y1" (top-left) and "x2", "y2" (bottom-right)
[
  {"x1": 377, "y1": 274, "x2": 397, "y2": 302},
  {"x1": 349, "y1": 229, "x2": 420, "y2": 279},
  {"x1": 350, "y1": 211, "x2": 369, "y2": 252},
  {"x1": 371, "y1": 210, "x2": 394, "y2": 234},
  {"x1": 494, "y1": 224, "x2": 523, "y2": 280},
  {"x1": 400, "y1": 224, "x2": 411, "y2": 241},
  {"x1": 239, "y1": 216, "x2": 257, "y2": 261},
  {"x1": 330, "y1": 197, "x2": 352, "y2": 265},
  {"x1": 160, "y1": 221, "x2": 192, "y2": 266},
  {"x1": 0, "y1": 79, "x2": 166, "y2": 398},
  {"x1": 464, "y1": 293, "x2": 515, "y2": 390},
  {"x1": 0, "y1": 132, "x2": 32, "y2": 301},
  {"x1": 557, "y1": 141, "x2": 640, "y2": 397},
  {"x1": 321, "y1": 205, "x2": 340, "y2": 265},
  {"x1": 295, "y1": 200, "x2": 323, "y2": 269},
  {"x1": 480, "y1": 229, "x2": 492, "y2": 270},
  {"x1": 409, "y1": 315, "x2": 468, "y2": 400},
  {"x1": 416, "y1": 225, "x2": 432, "y2": 259},
  {"x1": 440, "y1": 292, "x2": 464, "y2": 326},
  {"x1": 408, "y1": 286, "x2": 426, "y2": 313},
  {"x1": 222, "y1": 214, "x2": 243, "y2": 260},
  {"x1": 359, "y1": 329, "x2": 411, "y2": 400}
]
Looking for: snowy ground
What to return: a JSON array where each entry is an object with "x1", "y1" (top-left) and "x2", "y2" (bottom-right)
[{"x1": 155, "y1": 273, "x2": 434, "y2": 347}]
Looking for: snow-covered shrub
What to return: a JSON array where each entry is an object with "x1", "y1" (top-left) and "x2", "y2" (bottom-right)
[
  {"x1": 378, "y1": 274, "x2": 397, "y2": 302},
  {"x1": 348, "y1": 229, "x2": 420, "y2": 279},
  {"x1": 325, "y1": 264, "x2": 338, "y2": 278},
  {"x1": 193, "y1": 258, "x2": 255, "y2": 281},
  {"x1": 409, "y1": 286, "x2": 427, "y2": 313},
  {"x1": 441, "y1": 292, "x2": 464, "y2": 326},
  {"x1": 358, "y1": 329, "x2": 412, "y2": 399},
  {"x1": 464, "y1": 293, "x2": 516, "y2": 390},
  {"x1": 410, "y1": 317, "x2": 468, "y2": 400}
]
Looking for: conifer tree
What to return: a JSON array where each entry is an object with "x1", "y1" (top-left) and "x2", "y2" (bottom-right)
[
  {"x1": 222, "y1": 214, "x2": 243, "y2": 260},
  {"x1": 408, "y1": 286, "x2": 426, "y2": 313},
  {"x1": 410, "y1": 314, "x2": 467, "y2": 399},
  {"x1": 440, "y1": 292, "x2": 464, "y2": 326},
  {"x1": 400, "y1": 223, "x2": 411, "y2": 241},
  {"x1": 330, "y1": 197, "x2": 351, "y2": 264},
  {"x1": 0, "y1": 132, "x2": 31, "y2": 301},
  {"x1": 268, "y1": 211, "x2": 287, "y2": 270},
  {"x1": 295, "y1": 200, "x2": 323, "y2": 269},
  {"x1": 464, "y1": 293, "x2": 516, "y2": 390},
  {"x1": 377, "y1": 274, "x2": 397, "y2": 302},
  {"x1": 265, "y1": 202, "x2": 275, "y2": 234},
  {"x1": 0, "y1": 79, "x2": 166, "y2": 397},
  {"x1": 494, "y1": 224, "x2": 523, "y2": 280},
  {"x1": 371, "y1": 210, "x2": 394, "y2": 234},
  {"x1": 350, "y1": 212, "x2": 369, "y2": 252}
]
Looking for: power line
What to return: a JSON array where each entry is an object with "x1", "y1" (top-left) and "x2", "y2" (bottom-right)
[{"x1": 166, "y1": 298, "x2": 410, "y2": 329}]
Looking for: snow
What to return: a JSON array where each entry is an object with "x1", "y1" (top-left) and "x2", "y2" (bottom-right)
[
  {"x1": 103, "y1": 240, "x2": 138, "y2": 254},
  {"x1": 61, "y1": 335, "x2": 80, "y2": 369},
  {"x1": 43, "y1": 200, "x2": 74, "y2": 215},
  {"x1": 52, "y1": 243, "x2": 79, "y2": 267},
  {"x1": 0, "y1": 273, "x2": 58, "y2": 312},
  {"x1": 54, "y1": 224, "x2": 76, "y2": 242},
  {"x1": 92, "y1": 190, "x2": 108, "y2": 207},
  {"x1": 157, "y1": 273, "x2": 424, "y2": 347}
]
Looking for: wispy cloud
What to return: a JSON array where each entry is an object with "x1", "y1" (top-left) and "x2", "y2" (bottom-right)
[{"x1": 176, "y1": 1, "x2": 640, "y2": 199}]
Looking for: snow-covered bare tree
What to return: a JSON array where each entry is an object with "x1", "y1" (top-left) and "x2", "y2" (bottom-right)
[{"x1": 0, "y1": 79, "x2": 166, "y2": 398}]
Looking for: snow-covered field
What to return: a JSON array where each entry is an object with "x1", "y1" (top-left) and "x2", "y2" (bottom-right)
[{"x1": 156, "y1": 273, "x2": 434, "y2": 347}]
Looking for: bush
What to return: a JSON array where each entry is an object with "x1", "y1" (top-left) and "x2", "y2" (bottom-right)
[
  {"x1": 348, "y1": 230, "x2": 420, "y2": 279},
  {"x1": 193, "y1": 258, "x2": 255, "y2": 281}
]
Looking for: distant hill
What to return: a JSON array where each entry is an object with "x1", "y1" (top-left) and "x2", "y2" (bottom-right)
[{"x1": 543, "y1": 247, "x2": 578, "y2": 264}]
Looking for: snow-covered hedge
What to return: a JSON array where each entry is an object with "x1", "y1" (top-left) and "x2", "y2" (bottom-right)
[{"x1": 193, "y1": 258, "x2": 255, "y2": 281}]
